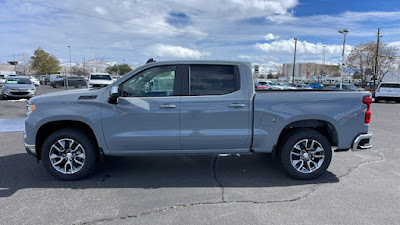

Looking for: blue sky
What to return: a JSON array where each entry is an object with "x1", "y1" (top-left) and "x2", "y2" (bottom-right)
[{"x1": 1, "y1": 0, "x2": 399, "y2": 72}]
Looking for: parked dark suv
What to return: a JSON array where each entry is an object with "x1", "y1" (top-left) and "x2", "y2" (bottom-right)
[{"x1": 50, "y1": 76, "x2": 87, "y2": 88}]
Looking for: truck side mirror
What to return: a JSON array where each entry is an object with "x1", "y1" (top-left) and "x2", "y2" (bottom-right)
[{"x1": 108, "y1": 86, "x2": 119, "y2": 104}]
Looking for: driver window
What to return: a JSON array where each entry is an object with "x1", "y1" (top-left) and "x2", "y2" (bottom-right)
[{"x1": 121, "y1": 66, "x2": 176, "y2": 97}]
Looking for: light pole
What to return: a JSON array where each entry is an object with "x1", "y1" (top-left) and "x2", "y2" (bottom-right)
[
  {"x1": 67, "y1": 46, "x2": 72, "y2": 90},
  {"x1": 292, "y1": 38, "x2": 297, "y2": 87},
  {"x1": 338, "y1": 29, "x2": 349, "y2": 89}
]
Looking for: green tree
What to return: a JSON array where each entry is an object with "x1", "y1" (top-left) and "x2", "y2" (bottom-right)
[
  {"x1": 30, "y1": 48, "x2": 62, "y2": 75},
  {"x1": 267, "y1": 73, "x2": 274, "y2": 79},
  {"x1": 106, "y1": 63, "x2": 132, "y2": 76}
]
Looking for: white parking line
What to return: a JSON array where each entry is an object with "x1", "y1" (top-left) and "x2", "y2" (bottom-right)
[{"x1": 0, "y1": 117, "x2": 25, "y2": 132}]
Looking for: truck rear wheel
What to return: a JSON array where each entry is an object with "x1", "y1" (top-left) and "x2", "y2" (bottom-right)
[
  {"x1": 280, "y1": 129, "x2": 332, "y2": 180},
  {"x1": 41, "y1": 128, "x2": 98, "y2": 180}
]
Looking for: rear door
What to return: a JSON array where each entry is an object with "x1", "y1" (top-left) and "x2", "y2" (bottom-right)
[{"x1": 179, "y1": 64, "x2": 252, "y2": 151}]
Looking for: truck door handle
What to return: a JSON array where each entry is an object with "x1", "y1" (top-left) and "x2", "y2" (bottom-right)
[
  {"x1": 228, "y1": 103, "x2": 245, "y2": 108},
  {"x1": 159, "y1": 104, "x2": 177, "y2": 109}
]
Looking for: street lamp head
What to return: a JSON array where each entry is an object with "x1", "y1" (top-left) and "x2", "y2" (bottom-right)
[
  {"x1": 338, "y1": 29, "x2": 349, "y2": 34},
  {"x1": 68, "y1": 45, "x2": 71, "y2": 48}
]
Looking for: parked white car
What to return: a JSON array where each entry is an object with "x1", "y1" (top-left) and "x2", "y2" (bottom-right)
[
  {"x1": 29, "y1": 76, "x2": 41, "y2": 86},
  {"x1": 88, "y1": 73, "x2": 113, "y2": 88},
  {"x1": 266, "y1": 81, "x2": 285, "y2": 90},
  {"x1": 375, "y1": 82, "x2": 400, "y2": 103}
]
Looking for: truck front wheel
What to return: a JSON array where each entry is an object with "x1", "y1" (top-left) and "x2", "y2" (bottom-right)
[
  {"x1": 280, "y1": 129, "x2": 332, "y2": 180},
  {"x1": 41, "y1": 128, "x2": 98, "y2": 180}
]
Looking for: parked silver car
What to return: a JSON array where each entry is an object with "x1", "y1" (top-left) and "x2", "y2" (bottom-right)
[{"x1": 2, "y1": 76, "x2": 36, "y2": 99}]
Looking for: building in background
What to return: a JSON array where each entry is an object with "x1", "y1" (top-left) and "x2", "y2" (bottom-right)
[
  {"x1": 253, "y1": 64, "x2": 259, "y2": 79},
  {"x1": 0, "y1": 65, "x2": 17, "y2": 76},
  {"x1": 282, "y1": 63, "x2": 340, "y2": 79}
]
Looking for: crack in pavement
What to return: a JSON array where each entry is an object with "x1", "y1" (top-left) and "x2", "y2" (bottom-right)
[
  {"x1": 212, "y1": 156, "x2": 225, "y2": 203},
  {"x1": 75, "y1": 151, "x2": 385, "y2": 225}
]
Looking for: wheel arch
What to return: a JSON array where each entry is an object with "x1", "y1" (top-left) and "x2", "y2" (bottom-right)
[
  {"x1": 276, "y1": 119, "x2": 338, "y2": 153},
  {"x1": 35, "y1": 120, "x2": 100, "y2": 161}
]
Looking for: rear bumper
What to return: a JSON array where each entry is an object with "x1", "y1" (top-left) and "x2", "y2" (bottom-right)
[{"x1": 352, "y1": 133, "x2": 372, "y2": 151}]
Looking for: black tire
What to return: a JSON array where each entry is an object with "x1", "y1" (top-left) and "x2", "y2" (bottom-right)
[
  {"x1": 375, "y1": 97, "x2": 380, "y2": 103},
  {"x1": 75, "y1": 83, "x2": 83, "y2": 88},
  {"x1": 280, "y1": 129, "x2": 332, "y2": 180},
  {"x1": 2, "y1": 95, "x2": 7, "y2": 100},
  {"x1": 55, "y1": 83, "x2": 62, "y2": 88},
  {"x1": 41, "y1": 128, "x2": 98, "y2": 181}
]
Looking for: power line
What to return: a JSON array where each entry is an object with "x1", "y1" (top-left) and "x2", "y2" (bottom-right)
[
  {"x1": 19, "y1": 0, "x2": 270, "y2": 43},
  {"x1": 19, "y1": 0, "x2": 208, "y2": 38}
]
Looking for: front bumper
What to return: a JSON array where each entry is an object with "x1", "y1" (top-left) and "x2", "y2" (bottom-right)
[
  {"x1": 25, "y1": 143, "x2": 37, "y2": 157},
  {"x1": 3, "y1": 90, "x2": 35, "y2": 98},
  {"x1": 352, "y1": 133, "x2": 372, "y2": 151}
]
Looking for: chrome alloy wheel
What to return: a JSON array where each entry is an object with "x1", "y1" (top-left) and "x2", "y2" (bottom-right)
[
  {"x1": 49, "y1": 138, "x2": 86, "y2": 174},
  {"x1": 290, "y1": 139, "x2": 325, "y2": 174}
]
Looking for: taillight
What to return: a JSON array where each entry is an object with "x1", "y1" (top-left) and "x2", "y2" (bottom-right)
[
  {"x1": 365, "y1": 110, "x2": 371, "y2": 124},
  {"x1": 363, "y1": 96, "x2": 372, "y2": 105},
  {"x1": 363, "y1": 96, "x2": 372, "y2": 124}
]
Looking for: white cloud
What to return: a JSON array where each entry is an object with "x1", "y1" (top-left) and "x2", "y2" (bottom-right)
[
  {"x1": 150, "y1": 44, "x2": 210, "y2": 58},
  {"x1": 1, "y1": 0, "x2": 400, "y2": 67},
  {"x1": 388, "y1": 41, "x2": 400, "y2": 49},
  {"x1": 254, "y1": 39, "x2": 351, "y2": 57},
  {"x1": 94, "y1": 6, "x2": 107, "y2": 15},
  {"x1": 264, "y1": 33, "x2": 280, "y2": 40},
  {"x1": 106, "y1": 41, "x2": 133, "y2": 49}
]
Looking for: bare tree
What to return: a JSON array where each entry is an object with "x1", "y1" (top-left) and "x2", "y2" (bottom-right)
[
  {"x1": 347, "y1": 42, "x2": 398, "y2": 86},
  {"x1": 274, "y1": 64, "x2": 283, "y2": 77},
  {"x1": 18, "y1": 53, "x2": 32, "y2": 75},
  {"x1": 71, "y1": 65, "x2": 89, "y2": 76}
]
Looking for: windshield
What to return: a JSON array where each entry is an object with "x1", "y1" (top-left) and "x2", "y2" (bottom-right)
[
  {"x1": 258, "y1": 81, "x2": 267, "y2": 85},
  {"x1": 0, "y1": 75, "x2": 5, "y2": 79},
  {"x1": 380, "y1": 83, "x2": 400, "y2": 88},
  {"x1": 348, "y1": 84, "x2": 357, "y2": 89},
  {"x1": 90, "y1": 74, "x2": 111, "y2": 80},
  {"x1": 6, "y1": 78, "x2": 32, "y2": 84}
]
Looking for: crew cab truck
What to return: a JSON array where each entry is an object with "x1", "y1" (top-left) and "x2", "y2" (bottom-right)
[{"x1": 24, "y1": 61, "x2": 373, "y2": 180}]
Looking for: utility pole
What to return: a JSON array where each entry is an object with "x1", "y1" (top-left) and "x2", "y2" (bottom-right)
[
  {"x1": 322, "y1": 45, "x2": 326, "y2": 65},
  {"x1": 83, "y1": 57, "x2": 86, "y2": 77},
  {"x1": 292, "y1": 38, "x2": 297, "y2": 87},
  {"x1": 338, "y1": 29, "x2": 349, "y2": 89},
  {"x1": 374, "y1": 27, "x2": 380, "y2": 90},
  {"x1": 66, "y1": 46, "x2": 71, "y2": 90},
  {"x1": 13, "y1": 51, "x2": 17, "y2": 71}
]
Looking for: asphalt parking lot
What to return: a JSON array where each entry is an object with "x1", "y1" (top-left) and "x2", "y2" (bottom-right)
[{"x1": 0, "y1": 86, "x2": 399, "y2": 225}]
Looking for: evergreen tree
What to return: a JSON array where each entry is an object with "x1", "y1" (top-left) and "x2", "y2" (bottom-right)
[{"x1": 30, "y1": 48, "x2": 61, "y2": 74}]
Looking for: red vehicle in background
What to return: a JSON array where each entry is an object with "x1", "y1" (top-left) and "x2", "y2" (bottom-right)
[{"x1": 254, "y1": 82, "x2": 268, "y2": 90}]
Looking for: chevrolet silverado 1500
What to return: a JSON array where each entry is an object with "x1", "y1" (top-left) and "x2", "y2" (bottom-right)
[{"x1": 24, "y1": 60, "x2": 372, "y2": 180}]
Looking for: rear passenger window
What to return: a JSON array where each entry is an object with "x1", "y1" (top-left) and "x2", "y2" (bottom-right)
[{"x1": 189, "y1": 65, "x2": 239, "y2": 96}]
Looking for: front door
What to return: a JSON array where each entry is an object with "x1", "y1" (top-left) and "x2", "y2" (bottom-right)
[{"x1": 102, "y1": 65, "x2": 181, "y2": 154}]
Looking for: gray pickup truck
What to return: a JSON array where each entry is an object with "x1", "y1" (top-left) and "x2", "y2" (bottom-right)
[{"x1": 24, "y1": 60, "x2": 373, "y2": 180}]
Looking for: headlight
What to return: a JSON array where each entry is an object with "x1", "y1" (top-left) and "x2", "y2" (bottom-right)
[{"x1": 26, "y1": 104, "x2": 36, "y2": 116}]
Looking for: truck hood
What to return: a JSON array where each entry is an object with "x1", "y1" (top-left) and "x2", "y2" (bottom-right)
[{"x1": 29, "y1": 88, "x2": 105, "y2": 105}]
